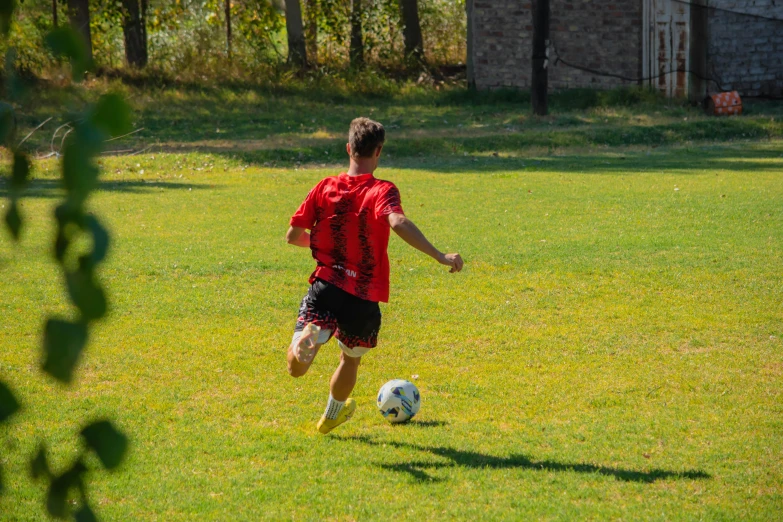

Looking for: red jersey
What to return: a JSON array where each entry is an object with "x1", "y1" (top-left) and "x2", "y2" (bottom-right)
[{"x1": 290, "y1": 173, "x2": 404, "y2": 303}]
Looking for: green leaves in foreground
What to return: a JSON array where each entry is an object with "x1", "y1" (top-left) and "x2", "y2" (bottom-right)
[
  {"x1": 42, "y1": 319, "x2": 88, "y2": 384},
  {"x1": 0, "y1": 380, "x2": 20, "y2": 493},
  {"x1": 4, "y1": 151, "x2": 31, "y2": 240},
  {"x1": 4, "y1": 200, "x2": 21, "y2": 239},
  {"x1": 81, "y1": 421, "x2": 128, "y2": 470},
  {"x1": 46, "y1": 460, "x2": 87, "y2": 519},
  {"x1": 0, "y1": 381, "x2": 20, "y2": 423},
  {"x1": 2, "y1": 7, "x2": 130, "y2": 520},
  {"x1": 91, "y1": 93, "x2": 132, "y2": 137},
  {"x1": 66, "y1": 259, "x2": 107, "y2": 321},
  {"x1": 0, "y1": 101, "x2": 16, "y2": 145},
  {"x1": 45, "y1": 27, "x2": 91, "y2": 82},
  {"x1": 42, "y1": 93, "x2": 128, "y2": 384},
  {"x1": 0, "y1": 0, "x2": 15, "y2": 36},
  {"x1": 30, "y1": 445, "x2": 50, "y2": 480},
  {"x1": 30, "y1": 421, "x2": 127, "y2": 519}
]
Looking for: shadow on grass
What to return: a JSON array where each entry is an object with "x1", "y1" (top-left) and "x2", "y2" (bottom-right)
[
  {"x1": 146, "y1": 121, "x2": 783, "y2": 174},
  {"x1": 337, "y1": 435, "x2": 711, "y2": 484},
  {"x1": 164, "y1": 142, "x2": 781, "y2": 175},
  {"x1": 0, "y1": 179, "x2": 219, "y2": 199},
  {"x1": 404, "y1": 420, "x2": 449, "y2": 428}
]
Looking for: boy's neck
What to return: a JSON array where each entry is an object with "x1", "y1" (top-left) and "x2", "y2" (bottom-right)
[{"x1": 346, "y1": 158, "x2": 377, "y2": 176}]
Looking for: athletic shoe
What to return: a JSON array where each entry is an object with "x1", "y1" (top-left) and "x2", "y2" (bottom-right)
[
  {"x1": 295, "y1": 323, "x2": 320, "y2": 363},
  {"x1": 317, "y1": 398, "x2": 356, "y2": 434}
]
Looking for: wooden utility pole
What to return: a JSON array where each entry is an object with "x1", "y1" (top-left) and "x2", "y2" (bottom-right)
[
  {"x1": 531, "y1": 0, "x2": 549, "y2": 115},
  {"x1": 689, "y1": 0, "x2": 708, "y2": 103}
]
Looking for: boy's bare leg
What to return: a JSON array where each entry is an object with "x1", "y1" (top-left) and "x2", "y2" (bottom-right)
[
  {"x1": 287, "y1": 323, "x2": 325, "y2": 377},
  {"x1": 329, "y1": 351, "x2": 361, "y2": 401},
  {"x1": 287, "y1": 342, "x2": 323, "y2": 377}
]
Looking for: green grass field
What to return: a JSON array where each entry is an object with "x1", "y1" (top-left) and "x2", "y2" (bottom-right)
[{"x1": 1, "y1": 86, "x2": 782, "y2": 520}]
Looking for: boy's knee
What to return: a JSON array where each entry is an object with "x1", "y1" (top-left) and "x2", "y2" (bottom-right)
[
  {"x1": 339, "y1": 351, "x2": 362, "y2": 366},
  {"x1": 287, "y1": 360, "x2": 309, "y2": 377}
]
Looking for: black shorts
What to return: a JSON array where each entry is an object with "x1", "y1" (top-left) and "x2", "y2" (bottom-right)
[{"x1": 295, "y1": 279, "x2": 382, "y2": 348}]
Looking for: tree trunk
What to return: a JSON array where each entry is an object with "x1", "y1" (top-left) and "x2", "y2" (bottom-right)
[
  {"x1": 466, "y1": 0, "x2": 475, "y2": 89},
  {"x1": 53, "y1": 0, "x2": 58, "y2": 27},
  {"x1": 121, "y1": 0, "x2": 148, "y2": 67},
  {"x1": 399, "y1": 0, "x2": 423, "y2": 66},
  {"x1": 285, "y1": 0, "x2": 308, "y2": 68},
  {"x1": 66, "y1": 0, "x2": 93, "y2": 63},
  {"x1": 225, "y1": 0, "x2": 232, "y2": 61},
  {"x1": 304, "y1": 0, "x2": 318, "y2": 66},
  {"x1": 349, "y1": 0, "x2": 363, "y2": 68}
]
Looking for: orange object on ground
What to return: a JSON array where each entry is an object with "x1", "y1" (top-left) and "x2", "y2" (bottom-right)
[{"x1": 705, "y1": 91, "x2": 742, "y2": 116}]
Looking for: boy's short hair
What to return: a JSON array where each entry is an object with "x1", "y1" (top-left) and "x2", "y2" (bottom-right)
[{"x1": 349, "y1": 117, "x2": 385, "y2": 158}]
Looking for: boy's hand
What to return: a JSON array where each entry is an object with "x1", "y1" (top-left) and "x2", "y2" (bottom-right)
[{"x1": 438, "y1": 253, "x2": 464, "y2": 273}]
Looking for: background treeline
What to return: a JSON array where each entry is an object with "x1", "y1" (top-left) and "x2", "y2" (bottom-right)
[{"x1": 5, "y1": 0, "x2": 466, "y2": 80}]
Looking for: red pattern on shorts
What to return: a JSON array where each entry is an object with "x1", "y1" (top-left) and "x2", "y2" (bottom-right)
[{"x1": 295, "y1": 298, "x2": 377, "y2": 348}]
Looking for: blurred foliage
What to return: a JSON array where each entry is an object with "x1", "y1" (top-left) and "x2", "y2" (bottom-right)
[
  {"x1": 0, "y1": 2, "x2": 129, "y2": 520},
  {"x1": 0, "y1": 0, "x2": 465, "y2": 81},
  {"x1": 297, "y1": 0, "x2": 465, "y2": 68}
]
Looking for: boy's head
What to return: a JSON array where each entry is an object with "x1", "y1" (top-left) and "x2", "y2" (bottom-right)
[{"x1": 348, "y1": 117, "x2": 385, "y2": 159}]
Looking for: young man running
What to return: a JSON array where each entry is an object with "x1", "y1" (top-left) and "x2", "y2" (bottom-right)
[{"x1": 286, "y1": 117, "x2": 463, "y2": 434}]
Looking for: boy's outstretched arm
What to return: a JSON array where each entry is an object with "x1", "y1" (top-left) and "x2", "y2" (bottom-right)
[
  {"x1": 286, "y1": 226, "x2": 310, "y2": 248},
  {"x1": 388, "y1": 213, "x2": 463, "y2": 273}
]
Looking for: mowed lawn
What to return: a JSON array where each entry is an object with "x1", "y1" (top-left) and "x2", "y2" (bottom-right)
[{"x1": 1, "y1": 96, "x2": 782, "y2": 519}]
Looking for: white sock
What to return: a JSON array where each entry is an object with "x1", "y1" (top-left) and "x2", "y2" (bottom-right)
[{"x1": 323, "y1": 394, "x2": 345, "y2": 420}]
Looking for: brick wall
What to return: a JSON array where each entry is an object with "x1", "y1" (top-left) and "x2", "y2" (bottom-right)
[
  {"x1": 549, "y1": 0, "x2": 642, "y2": 89},
  {"x1": 471, "y1": 0, "x2": 643, "y2": 90},
  {"x1": 707, "y1": 1, "x2": 783, "y2": 97},
  {"x1": 471, "y1": 0, "x2": 533, "y2": 89}
]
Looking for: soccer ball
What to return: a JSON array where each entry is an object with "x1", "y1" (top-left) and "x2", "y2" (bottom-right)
[{"x1": 377, "y1": 379, "x2": 421, "y2": 423}]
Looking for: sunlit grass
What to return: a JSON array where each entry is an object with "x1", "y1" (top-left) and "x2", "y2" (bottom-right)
[{"x1": 1, "y1": 133, "x2": 781, "y2": 519}]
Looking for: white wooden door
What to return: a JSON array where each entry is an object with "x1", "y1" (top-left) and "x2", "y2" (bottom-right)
[{"x1": 643, "y1": 0, "x2": 690, "y2": 97}]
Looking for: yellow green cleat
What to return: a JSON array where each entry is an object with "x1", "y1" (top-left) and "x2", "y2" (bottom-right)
[{"x1": 317, "y1": 398, "x2": 356, "y2": 434}]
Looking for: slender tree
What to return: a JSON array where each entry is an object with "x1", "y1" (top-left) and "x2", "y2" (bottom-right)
[
  {"x1": 349, "y1": 0, "x2": 363, "y2": 67},
  {"x1": 121, "y1": 0, "x2": 148, "y2": 67},
  {"x1": 304, "y1": 0, "x2": 318, "y2": 65},
  {"x1": 285, "y1": 0, "x2": 308, "y2": 68},
  {"x1": 66, "y1": 0, "x2": 92, "y2": 63},
  {"x1": 52, "y1": 0, "x2": 58, "y2": 27},
  {"x1": 399, "y1": 0, "x2": 423, "y2": 66},
  {"x1": 225, "y1": 0, "x2": 232, "y2": 60}
]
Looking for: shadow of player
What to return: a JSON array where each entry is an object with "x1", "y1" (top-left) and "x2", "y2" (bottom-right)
[{"x1": 337, "y1": 435, "x2": 711, "y2": 484}]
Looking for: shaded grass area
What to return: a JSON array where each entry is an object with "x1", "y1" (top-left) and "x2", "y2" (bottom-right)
[{"x1": 13, "y1": 83, "x2": 783, "y2": 170}]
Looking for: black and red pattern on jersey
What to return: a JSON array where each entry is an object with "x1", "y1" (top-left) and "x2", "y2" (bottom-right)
[{"x1": 290, "y1": 172, "x2": 404, "y2": 303}]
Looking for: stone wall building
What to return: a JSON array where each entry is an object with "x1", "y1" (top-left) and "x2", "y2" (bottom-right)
[
  {"x1": 467, "y1": 0, "x2": 783, "y2": 98},
  {"x1": 707, "y1": 2, "x2": 783, "y2": 97}
]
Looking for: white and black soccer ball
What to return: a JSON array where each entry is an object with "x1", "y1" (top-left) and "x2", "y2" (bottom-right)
[{"x1": 377, "y1": 379, "x2": 421, "y2": 423}]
